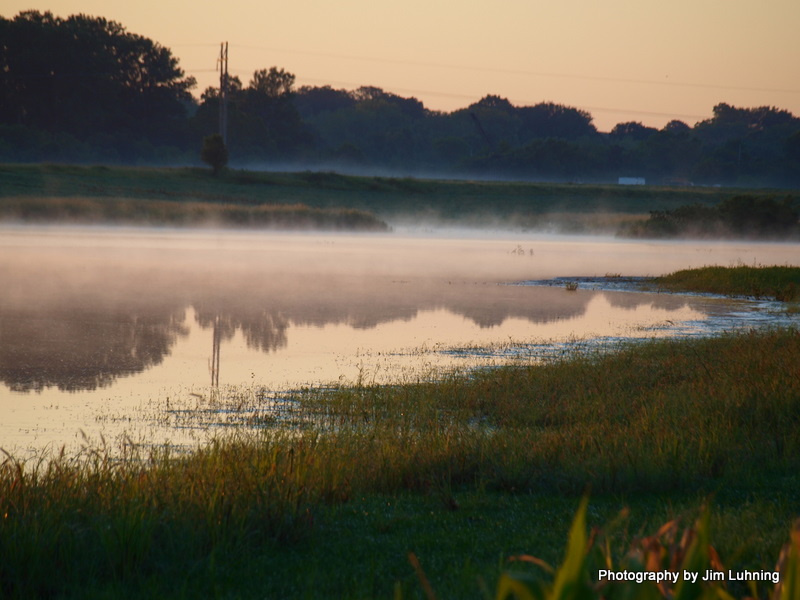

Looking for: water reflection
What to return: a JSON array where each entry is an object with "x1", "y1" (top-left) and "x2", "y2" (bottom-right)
[
  {"x1": 2, "y1": 226, "x2": 799, "y2": 454},
  {"x1": 2, "y1": 227, "x2": 799, "y2": 395},
  {"x1": 2, "y1": 269, "x2": 709, "y2": 393},
  {"x1": 0, "y1": 307, "x2": 187, "y2": 392}
]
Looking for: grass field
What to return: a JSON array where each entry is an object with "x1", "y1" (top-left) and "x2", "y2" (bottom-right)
[
  {"x1": 1, "y1": 163, "x2": 785, "y2": 231},
  {"x1": 2, "y1": 323, "x2": 798, "y2": 599}
]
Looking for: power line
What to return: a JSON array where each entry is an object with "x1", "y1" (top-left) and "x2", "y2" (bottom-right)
[
  {"x1": 182, "y1": 43, "x2": 791, "y2": 125},
  {"x1": 187, "y1": 68, "x2": 709, "y2": 121},
  {"x1": 294, "y1": 75, "x2": 709, "y2": 122},
  {"x1": 227, "y1": 42, "x2": 800, "y2": 97}
]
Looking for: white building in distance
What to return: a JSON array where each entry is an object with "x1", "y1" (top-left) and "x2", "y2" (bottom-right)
[{"x1": 618, "y1": 177, "x2": 646, "y2": 185}]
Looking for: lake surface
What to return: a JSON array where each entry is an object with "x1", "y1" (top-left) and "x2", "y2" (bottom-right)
[{"x1": 2, "y1": 225, "x2": 798, "y2": 456}]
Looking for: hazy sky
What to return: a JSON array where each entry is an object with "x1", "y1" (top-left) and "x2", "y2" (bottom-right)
[{"x1": 4, "y1": 0, "x2": 800, "y2": 131}]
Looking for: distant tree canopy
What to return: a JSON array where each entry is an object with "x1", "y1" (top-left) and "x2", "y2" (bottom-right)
[
  {"x1": 0, "y1": 10, "x2": 195, "y2": 158},
  {"x1": 518, "y1": 103, "x2": 596, "y2": 140},
  {"x1": 0, "y1": 10, "x2": 799, "y2": 186},
  {"x1": 191, "y1": 66, "x2": 311, "y2": 160},
  {"x1": 609, "y1": 121, "x2": 658, "y2": 142}
]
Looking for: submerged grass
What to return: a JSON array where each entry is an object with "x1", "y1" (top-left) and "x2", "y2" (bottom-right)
[{"x1": 1, "y1": 327, "x2": 799, "y2": 598}]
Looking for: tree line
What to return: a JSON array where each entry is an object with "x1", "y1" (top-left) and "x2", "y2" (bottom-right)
[{"x1": 2, "y1": 10, "x2": 800, "y2": 186}]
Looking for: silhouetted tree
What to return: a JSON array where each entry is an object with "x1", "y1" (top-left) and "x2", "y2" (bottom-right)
[
  {"x1": 241, "y1": 67, "x2": 310, "y2": 156},
  {"x1": 2, "y1": 10, "x2": 799, "y2": 184},
  {"x1": 785, "y1": 131, "x2": 800, "y2": 161},
  {"x1": 609, "y1": 121, "x2": 658, "y2": 142},
  {"x1": 518, "y1": 102, "x2": 597, "y2": 140},
  {"x1": 249, "y1": 67, "x2": 295, "y2": 98},
  {"x1": 664, "y1": 120, "x2": 689, "y2": 133},
  {"x1": 0, "y1": 11, "x2": 195, "y2": 153},
  {"x1": 295, "y1": 85, "x2": 356, "y2": 117},
  {"x1": 201, "y1": 134, "x2": 228, "y2": 175},
  {"x1": 695, "y1": 104, "x2": 800, "y2": 144}
]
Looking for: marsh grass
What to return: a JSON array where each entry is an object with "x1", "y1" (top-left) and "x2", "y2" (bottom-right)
[
  {"x1": 656, "y1": 265, "x2": 800, "y2": 301},
  {"x1": 0, "y1": 195, "x2": 389, "y2": 231},
  {"x1": 1, "y1": 327, "x2": 799, "y2": 597},
  {"x1": 306, "y1": 327, "x2": 800, "y2": 492}
]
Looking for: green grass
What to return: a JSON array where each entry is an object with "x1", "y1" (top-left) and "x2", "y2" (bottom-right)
[
  {"x1": 655, "y1": 265, "x2": 800, "y2": 301},
  {"x1": 2, "y1": 163, "x2": 787, "y2": 230},
  {"x1": 2, "y1": 327, "x2": 799, "y2": 598}
]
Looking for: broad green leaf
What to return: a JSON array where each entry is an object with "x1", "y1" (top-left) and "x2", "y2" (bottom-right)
[
  {"x1": 674, "y1": 511, "x2": 711, "y2": 600},
  {"x1": 551, "y1": 496, "x2": 590, "y2": 600},
  {"x1": 495, "y1": 573, "x2": 545, "y2": 600},
  {"x1": 780, "y1": 535, "x2": 799, "y2": 600}
]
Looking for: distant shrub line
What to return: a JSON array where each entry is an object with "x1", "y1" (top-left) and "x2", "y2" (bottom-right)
[
  {"x1": 0, "y1": 196, "x2": 389, "y2": 231},
  {"x1": 623, "y1": 194, "x2": 800, "y2": 239}
]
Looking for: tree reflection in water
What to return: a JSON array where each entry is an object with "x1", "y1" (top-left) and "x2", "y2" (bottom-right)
[
  {"x1": 0, "y1": 307, "x2": 188, "y2": 392},
  {"x1": 5, "y1": 228, "x2": 793, "y2": 395},
  {"x1": 0, "y1": 278, "x2": 694, "y2": 393}
]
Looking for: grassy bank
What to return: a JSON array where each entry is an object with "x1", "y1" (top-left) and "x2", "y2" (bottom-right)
[
  {"x1": 2, "y1": 326, "x2": 799, "y2": 598},
  {"x1": 655, "y1": 265, "x2": 800, "y2": 301},
  {"x1": 1, "y1": 163, "x2": 784, "y2": 230},
  {"x1": 0, "y1": 195, "x2": 389, "y2": 231}
]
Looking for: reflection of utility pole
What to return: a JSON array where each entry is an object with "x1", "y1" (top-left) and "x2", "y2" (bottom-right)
[
  {"x1": 218, "y1": 42, "x2": 229, "y2": 147},
  {"x1": 211, "y1": 315, "x2": 221, "y2": 388}
]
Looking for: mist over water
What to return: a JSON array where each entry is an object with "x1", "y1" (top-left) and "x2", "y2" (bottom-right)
[{"x1": 2, "y1": 225, "x2": 798, "y2": 455}]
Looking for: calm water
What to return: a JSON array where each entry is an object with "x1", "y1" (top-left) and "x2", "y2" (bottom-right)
[{"x1": 2, "y1": 225, "x2": 798, "y2": 455}]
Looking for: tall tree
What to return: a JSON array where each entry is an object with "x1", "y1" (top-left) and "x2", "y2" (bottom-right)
[
  {"x1": 517, "y1": 102, "x2": 597, "y2": 141},
  {"x1": 201, "y1": 133, "x2": 228, "y2": 175},
  {"x1": 294, "y1": 85, "x2": 356, "y2": 118},
  {"x1": 249, "y1": 67, "x2": 295, "y2": 98},
  {"x1": 609, "y1": 121, "x2": 658, "y2": 142},
  {"x1": 247, "y1": 67, "x2": 311, "y2": 157},
  {"x1": 0, "y1": 11, "x2": 195, "y2": 147}
]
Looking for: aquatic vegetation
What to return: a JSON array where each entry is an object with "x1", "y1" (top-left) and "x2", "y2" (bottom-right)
[{"x1": 656, "y1": 265, "x2": 800, "y2": 301}]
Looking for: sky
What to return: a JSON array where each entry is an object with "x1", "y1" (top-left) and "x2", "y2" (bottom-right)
[{"x1": 4, "y1": 0, "x2": 800, "y2": 132}]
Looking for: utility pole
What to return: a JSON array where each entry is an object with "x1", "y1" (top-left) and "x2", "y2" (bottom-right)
[
  {"x1": 470, "y1": 112, "x2": 492, "y2": 151},
  {"x1": 218, "y1": 42, "x2": 229, "y2": 147}
]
